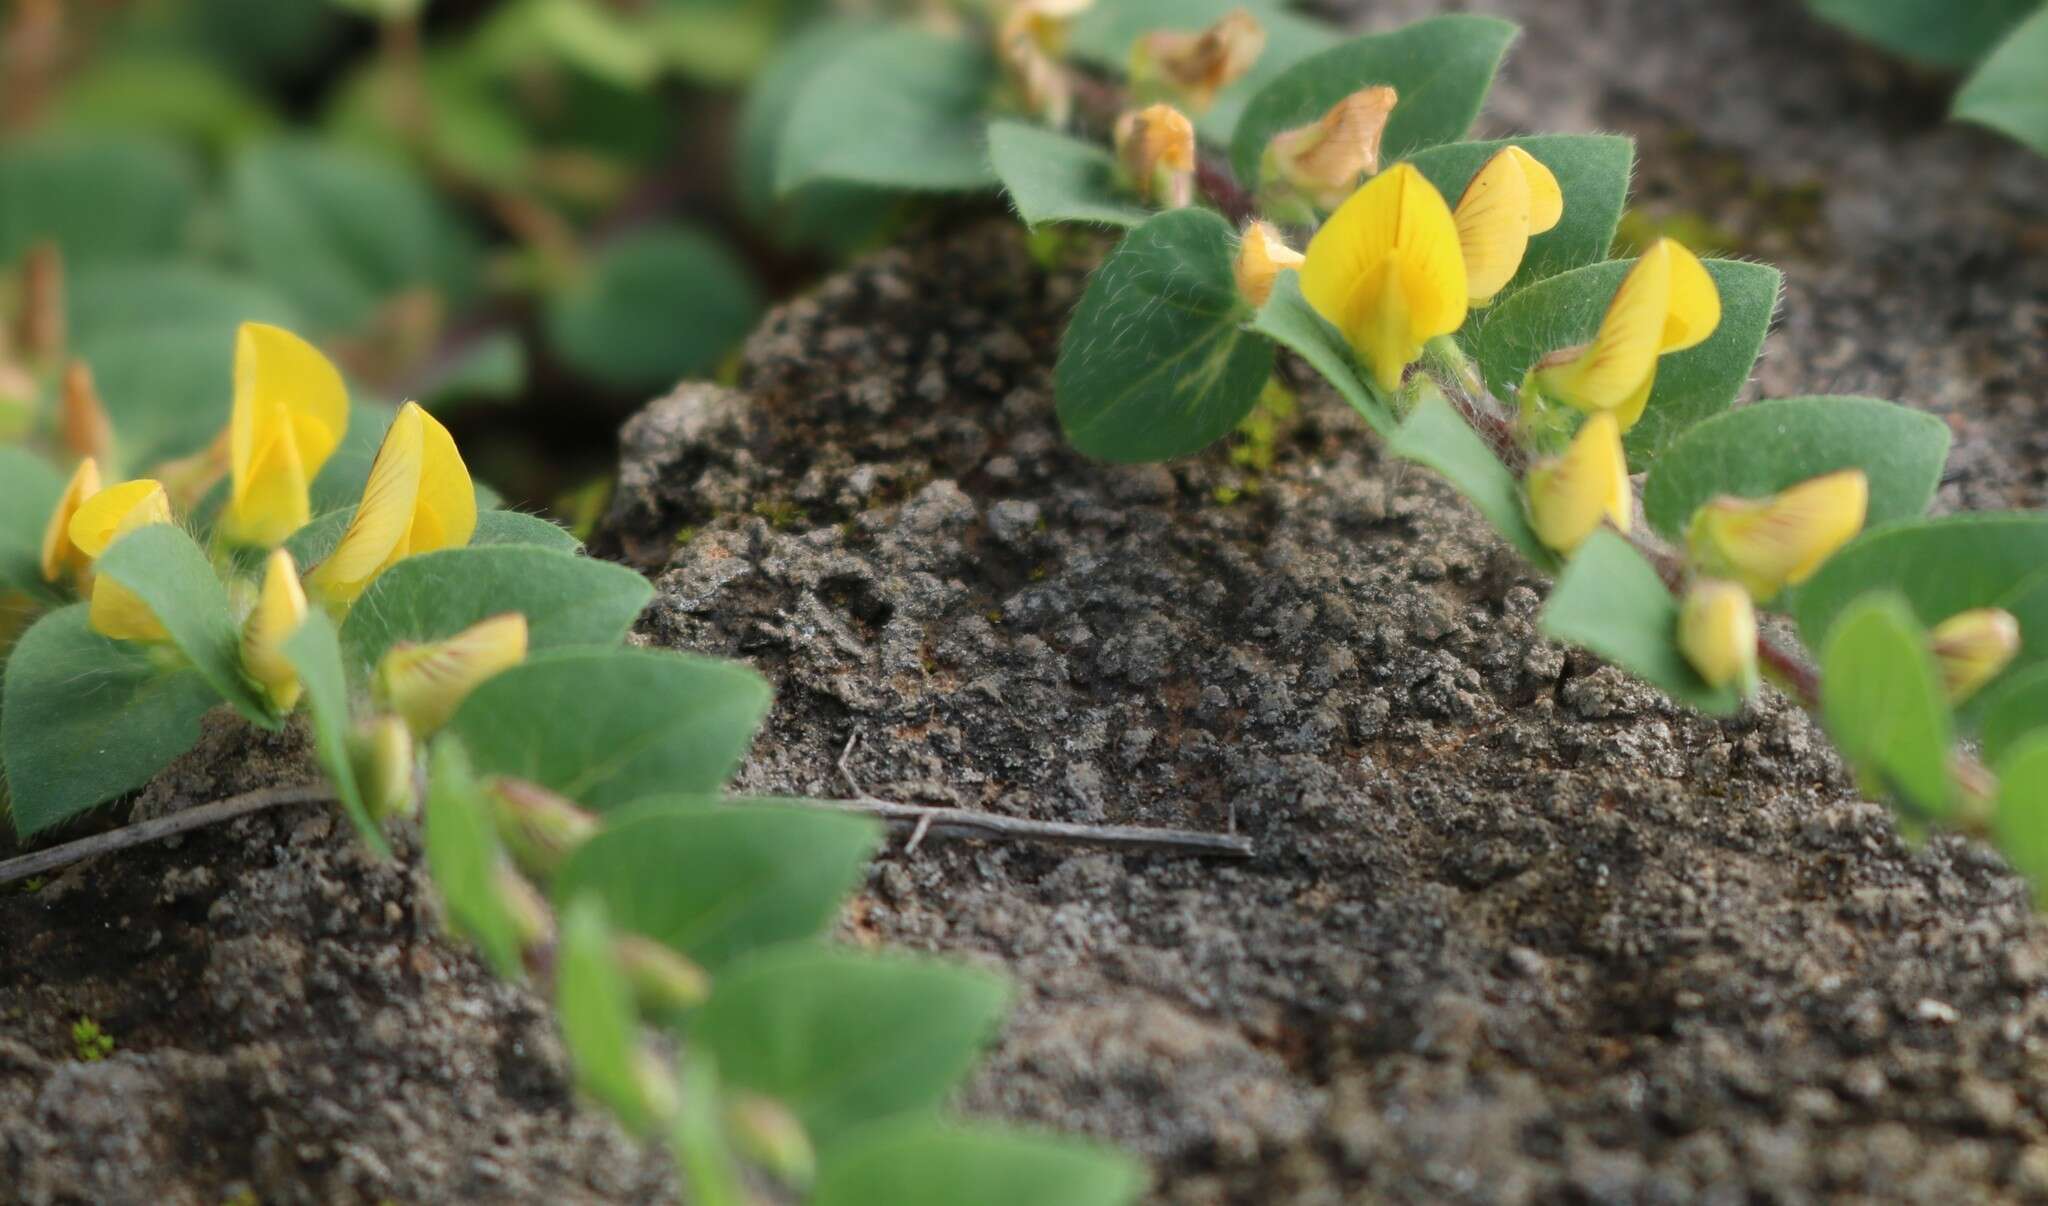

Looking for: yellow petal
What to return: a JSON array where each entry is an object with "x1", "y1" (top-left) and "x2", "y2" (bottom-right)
[
  {"x1": 1506, "y1": 145, "x2": 1562, "y2": 234},
  {"x1": 376, "y1": 612, "x2": 528, "y2": 736},
  {"x1": 40, "y1": 457, "x2": 101, "y2": 583},
  {"x1": 226, "y1": 323, "x2": 349, "y2": 547},
  {"x1": 406, "y1": 403, "x2": 477, "y2": 554},
  {"x1": 1235, "y1": 221, "x2": 1304, "y2": 309},
  {"x1": 1300, "y1": 163, "x2": 1467, "y2": 390},
  {"x1": 68, "y1": 478, "x2": 171, "y2": 559},
  {"x1": 310, "y1": 405, "x2": 426, "y2": 607},
  {"x1": 1453, "y1": 147, "x2": 1536, "y2": 306},
  {"x1": 1658, "y1": 238, "x2": 1721, "y2": 352},
  {"x1": 1930, "y1": 607, "x2": 2020, "y2": 703},
  {"x1": 1532, "y1": 240, "x2": 1674, "y2": 414},
  {"x1": 89, "y1": 578, "x2": 169, "y2": 643},
  {"x1": 1678, "y1": 578, "x2": 1759, "y2": 692},
  {"x1": 242, "y1": 548, "x2": 309, "y2": 712},
  {"x1": 1686, "y1": 469, "x2": 1868, "y2": 600},
  {"x1": 1526, "y1": 411, "x2": 1630, "y2": 554}
]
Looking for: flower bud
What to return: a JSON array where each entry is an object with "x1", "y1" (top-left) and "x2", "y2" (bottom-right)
[
  {"x1": 488, "y1": 776, "x2": 600, "y2": 878},
  {"x1": 1678, "y1": 578, "x2": 1759, "y2": 694},
  {"x1": 69, "y1": 478, "x2": 174, "y2": 643},
  {"x1": 39, "y1": 456, "x2": 100, "y2": 587},
  {"x1": 494, "y1": 861, "x2": 556, "y2": 953},
  {"x1": 241, "y1": 548, "x2": 308, "y2": 712},
  {"x1": 1234, "y1": 221, "x2": 1303, "y2": 309},
  {"x1": 375, "y1": 613, "x2": 528, "y2": 736},
  {"x1": 350, "y1": 713, "x2": 418, "y2": 821},
  {"x1": 1930, "y1": 607, "x2": 2020, "y2": 703},
  {"x1": 1263, "y1": 85, "x2": 1397, "y2": 212},
  {"x1": 634, "y1": 1047, "x2": 683, "y2": 1126},
  {"x1": 1685, "y1": 470, "x2": 1866, "y2": 602},
  {"x1": 59, "y1": 360, "x2": 114, "y2": 466},
  {"x1": 1114, "y1": 103, "x2": 1196, "y2": 209},
  {"x1": 727, "y1": 1093, "x2": 817, "y2": 1189},
  {"x1": 1131, "y1": 8, "x2": 1266, "y2": 113},
  {"x1": 1525, "y1": 412, "x2": 1630, "y2": 554},
  {"x1": 615, "y1": 934, "x2": 712, "y2": 1014},
  {"x1": 997, "y1": 0, "x2": 1093, "y2": 127}
]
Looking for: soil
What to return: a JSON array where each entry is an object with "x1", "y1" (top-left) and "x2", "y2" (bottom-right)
[{"x1": 4, "y1": 0, "x2": 2046, "y2": 1204}]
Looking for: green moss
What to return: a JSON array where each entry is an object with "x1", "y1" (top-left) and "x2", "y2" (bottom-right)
[{"x1": 71, "y1": 1016, "x2": 115, "y2": 1062}]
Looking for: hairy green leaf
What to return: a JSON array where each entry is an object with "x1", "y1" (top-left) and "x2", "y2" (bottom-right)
[
  {"x1": 1229, "y1": 15, "x2": 1518, "y2": 187},
  {"x1": 1954, "y1": 6, "x2": 2048, "y2": 156},
  {"x1": 1249, "y1": 270, "x2": 1395, "y2": 435},
  {"x1": 814, "y1": 1120, "x2": 1147, "y2": 1206},
  {"x1": 469, "y1": 509, "x2": 582, "y2": 552},
  {"x1": 1388, "y1": 393, "x2": 1553, "y2": 568},
  {"x1": 691, "y1": 946, "x2": 1010, "y2": 1148},
  {"x1": 1980, "y1": 664, "x2": 2048, "y2": 768},
  {"x1": 0, "y1": 137, "x2": 200, "y2": 266},
  {"x1": 1056, "y1": 208, "x2": 1275, "y2": 462},
  {"x1": 1403, "y1": 134, "x2": 1635, "y2": 297},
  {"x1": 546, "y1": 225, "x2": 763, "y2": 391},
  {"x1": 557, "y1": 896, "x2": 661, "y2": 1132},
  {"x1": 987, "y1": 121, "x2": 1150, "y2": 230},
  {"x1": 94, "y1": 524, "x2": 275, "y2": 726},
  {"x1": 1806, "y1": 0, "x2": 2038, "y2": 68},
  {"x1": 554, "y1": 799, "x2": 879, "y2": 972},
  {"x1": 774, "y1": 28, "x2": 996, "y2": 196},
  {"x1": 735, "y1": 17, "x2": 898, "y2": 254},
  {"x1": 282, "y1": 611, "x2": 383, "y2": 852},
  {"x1": 423, "y1": 737, "x2": 523, "y2": 978},
  {"x1": 1541, "y1": 529, "x2": 1742, "y2": 714},
  {"x1": 1820, "y1": 593, "x2": 1955, "y2": 819},
  {"x1": 0, "y1": 449, "x2": 63, "y2": 600},
  {"x1": 1995, "y1": 732, "x2": 2048, "y2": 904},
  {"x1": 1642, "y1": 396, "x2": 1950, "y2": 540}
]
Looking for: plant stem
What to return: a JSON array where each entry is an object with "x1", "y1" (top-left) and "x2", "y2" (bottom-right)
[{"x1": 0, "y1": 785, "x2": 335, "y2": 888}]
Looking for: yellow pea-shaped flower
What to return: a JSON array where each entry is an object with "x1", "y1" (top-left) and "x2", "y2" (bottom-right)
[
  {"x1": 241, "y1": 548, "x2": 309, "y2": 712},
  {"x1": 1678, "y1": 578, "x2": 1759, "y2": 694},
  {"x1": 1525, "y1": 411, "x2": 1631, "y2": 554},
  {"x1": 68, "y1": 478, "x2": 174, "y2": 642},
  {"x1": 1930, "y1": 607, "x2": 2020, "y2": 703},
  {"x1": 40, "y1": 456, "x2": 101, "y2": 588},
  {"x1": 307, "y1": 401, "x2": 476, "y2": 608},
  {"x1": 223, "y1": 323, "x2": 350, "y2": 548},
  {"x1": 1685, "y1": 469, "x2": 1867, "y2": 602},
  {"x1": 1453, "y1": 145, "x2": 1563, "y2": 306},
  {"x1": 1299, "y1": 162, "x2": 1468, "y2": 393},
  {"x1": 375, "y1": 612, "x2": 528, "y2": 737},
  {"x1": 1531, "y1": 238, "x2": 1721, "y2": 431}
]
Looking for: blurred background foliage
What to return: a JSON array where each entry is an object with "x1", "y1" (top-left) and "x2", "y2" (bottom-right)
[{"x1": 0, "y1": 0, "x2": 911, "y2": 524}]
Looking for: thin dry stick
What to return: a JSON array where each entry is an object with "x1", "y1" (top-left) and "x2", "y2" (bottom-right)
[{"x1": 0, "y1": 784, "x2": 335, "y2": 888}]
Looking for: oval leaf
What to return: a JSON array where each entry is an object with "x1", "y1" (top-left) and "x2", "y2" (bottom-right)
[
  {"x1": 0, "y1": 137, "x2": 200, "y2": 266},
  {"x1": 1056, "y1": 208, "x2": 1276, "y2": 462},
  {"x1": 546, "y1": 224, "x2": 763, "y2": 391},
  {"x1": 773, "y1": 27, "x2": 996, "y2": 196},
  {"x1": 1388, "y1": 392, "x2": 1553, "y2": 568},
  {"x1": 814, "y1": 1120, "x2": 1146, "y2": 1206},
  {"x1": 423, "y1": 738, "x2": 523, "y2": 978},
  {"x1": 1995, "y1": 732, "x2": 2048, "y2": 905},
  {"x1": 1980, "y1": 664, "x2": 2048, "y2": 768},
  {"x1": 1954, "y1": 6, "x2": 2048, "y2": 156},
  {"x1": 1642, "y1": 396, "x2": 1950, "y2": 539},
  {"x1": 556, "y1": 896, "x2": 661, "y2": 1132},
  {"x1": 1249, "y1": 269, "x2": 1394, "y2": 435},
  {"x1": 95, "y1": 524, "x2": 275, "y2": 726},
  {"x1": 988, "y1": 120, "x2": 1150, "y2": 230},
  {"x1": 1539, "y1": 529, "x2": 1741, "y2": 714},
  {"x1": 282, "y1": 611, "x2": 384, "y2": 852},
  {"x1": 0, "y1": 449, "x2": 63, "y2": 599},
  {"x1": 1819, "y1": 592, "x2": 1954, "y2": 819}
]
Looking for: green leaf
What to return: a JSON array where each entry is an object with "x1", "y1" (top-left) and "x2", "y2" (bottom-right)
[
  {"x1": 814, "y1": 1120, "x2": 1147, "y2": 1206},
  {"x1": 1980, "y1": 664, "x2": 2048, "y2": 767},
  {"x1": 423, "y1": 738, "x2": 524, "y2": 978},
  {"x1": 1791, "y1": 514, "x2": 2048, "y2": 682},
  {"x1": 1540, "y1": 529, "x2": 1742, "y2": 714},
  {"x1": 2, "y1": 605, "x2": 218, "y2": 836},
  {"x1": 1229, "y1": 15, "x2": 1518, "y2": 187},
  {"x1": 415, "y1": 329, "x2": 527, "y2": 407},
  {"x1": 1388, "y1": 393, "x2": 1553, "y2": 568},
  {"x1": 1248, "y1": 270, "x2": 1395, "y2": 435},
  {"x1": 547, "y1": 225, "x2": 763, "y2": 392},
  {"x1": 1068, "y1": 0, "x2": 1338, "y2": 142},
  {"x1": 470, "y1": 509, "x2": 582, "y2": 552},
  {"x1": 1402, "y1": 134, "x2": 1635, "y2": 297},
  {"x1": 0, "y1": 137, "x2": 200, "y2": 266},
  {"x1": 987, "y1": 121, "x2": 1150, "y2": 230},
  {"x1": 53, "y1": 53, "x2": 277, "y2": 153},
  {"x1": 339, "y1": 545, "x2": 651, "y2": 671},
  {"x1": 93, "y1": 525, "x2": 275, "y2": 727},
  {"x1": 446, "y1": 647, "x2": 771, "y2": 812},
  {"x1": 690, "y1": 946, "x2": 1010, "y2": 1149},
  {"x1": 556, "y1": 896, "x2": 661, "y2": 1133},
  {"x1": 553, "y1": 799, "x2": 879, "y2": 973},
  {"x1": 1954, "y1": 6, "x2": 2048, "y2": 156},
  {"x1": 1994, "y1": 732, "x2": 2048, "y2": 904},
  {"x1": 1464, "y1": 258, "x2": 1782, "y2": 468},
  {"x1": 1642, "y1": 396, "x2": 1951, "y2": 540},
  {"x1": 281, "y1": 611, "x2": 384, "y2": 852},
  {"x1": 1819, "y1": 593, "x2": 1954, "y2": 819},
  {"x1": 774, "y1": 27, "x2": 996, "y2": 196},
  {"x1": 226, "y1": 139, "x2": 477, "y2": 335},
  {"x1": 1055, "y1": 208, "x2": 1276, "y2": 462},
  {"x1": 1806, "y1": 0, "x2": 2039, "y2": 68},
  {"x1": 0, "y1": 449, "x2": 63, "y2": 599},
  {"x1": 668, "y1": 1055, "x2": 747, "y2": 1206}
]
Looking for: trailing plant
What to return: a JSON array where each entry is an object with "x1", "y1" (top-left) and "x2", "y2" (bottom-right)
[
  {"x1": 746, "y1": 0, "x2": 2048, "y2": 892},
  {"x1": 1806, "y1": 0, "x2": 2048, "y2": 156},
  {"x1": 0, "y1": 326, "x2": 1142, "y2": 1205}
]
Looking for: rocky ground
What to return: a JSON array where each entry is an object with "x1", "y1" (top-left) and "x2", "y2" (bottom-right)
[{"x1": 4, "y1": 0, "x2": 2046, "y2": 1202}]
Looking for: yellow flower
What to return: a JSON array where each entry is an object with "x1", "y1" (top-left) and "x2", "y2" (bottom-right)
[
  {"x1": 1299, "y1": 162, "x2": 1467, "y2": 392},
  {"x1": 1531, "y1": 238, "x2": 1721, "y2": 431},
  {"x1": 241, "y1": 549, "x2": 309, "y2": 712},
  {"x1": 39, "y1": 456, "x2": 101, "y2": 587},
  {"x1": 68, "y1": 478, "x2": 174, "y2": 642},
  {"x1": 223, "y1": 323, "x2": 350, "y2": 547},
  {"x1": 375, "y1": 612, "x2": 528, "y2": 736},
  {"x1": 1132, "y1": 8, "x2": 1266, "y2": 113},
  {"x1": 307, "y1": 402, "x2": 476, "y2": 607},
  {"x1": 1453, "y1": 146, "x2": 1563, "y2": 306},
  {"x1": 1114, "y1": 103, "x2": 1197, "y2": 209},
  {"x1": 1930, "y1": 607, "x2": 2020, "y2": 703},
  {"x1": 1263, "y1": 85, "x2": 1397, "y2": 212},
  {"x1": 1234, "y1": 220, "x2": 1304, "y2": 309},
  {"x1": 1524, "y1": 411, "x2": 1630, "y2": 554},
  {"x1": 1678, "y1": 578, "x2": 1759, "y2": 694},
  {"x1": 1686, "y1": 469, "x2": 1867, "y2": 601}
]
